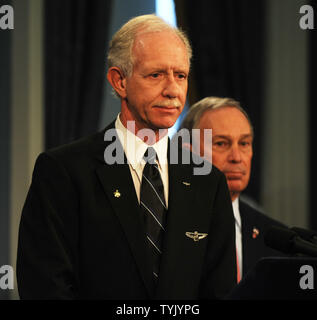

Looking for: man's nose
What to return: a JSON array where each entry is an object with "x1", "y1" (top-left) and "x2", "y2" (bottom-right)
[
  {"x1": 162, "y1": 75, "x2": 180, "y2": 98},
  {"x1": 228, "y1": 145, "x2": 242, "y2": 163}
]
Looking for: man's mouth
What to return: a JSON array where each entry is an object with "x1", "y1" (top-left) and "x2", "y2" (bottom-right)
[
  {"x1": 154, "y1": 100, "x2": 182, "y2": 109},
  {"x1": 224, "y1": 171, "x2": 245, "y2": 179},
  {"x1": 154, "y1": 105, "x2": 179, "y2": 110}
]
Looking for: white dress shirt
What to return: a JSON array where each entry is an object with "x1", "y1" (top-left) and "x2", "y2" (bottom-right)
[
  {"x1": 232, "y1": 197, "x2": 243, "y2": 276},
  {"x1": 115, "y1": 114, "x2": 169, "y2": 207}
]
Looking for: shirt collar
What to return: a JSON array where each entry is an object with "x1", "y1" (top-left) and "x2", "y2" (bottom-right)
[
  {"x1": 232, "y1": 197, "x2": 242, "y2": 229},
  {"x1": 115, "y1": 114, "x2": 168, "y2": 170}
]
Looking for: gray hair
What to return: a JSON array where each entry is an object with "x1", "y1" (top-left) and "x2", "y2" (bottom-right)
[
  {"x1": 180, "y1": 96, "x2": 254, "y2": 136},
  {"x1": 107, "y1": 14, "x2": 192, "y2": 78}
]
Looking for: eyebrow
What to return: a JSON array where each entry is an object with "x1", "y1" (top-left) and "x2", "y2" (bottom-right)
[
  {"x1": 145, "y1": 64, "x2": 189, "y2": 73},
  {"x1": 213, "y1": 134, "x2": 253, "y2": 140}
]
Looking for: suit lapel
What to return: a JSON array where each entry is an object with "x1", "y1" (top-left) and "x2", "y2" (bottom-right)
[
  {"x1": 240, "y1": 201, "x2": 260, "y2": 276},
  {"x1": 94, "y1": 129, "x2": 213, "y2": 298},
  {"x1": 156, "y1": 148, "x2": 212, "y2": 299},
  {"x1": 95, "y1": 125, "x2": 154, "y2": 297}
]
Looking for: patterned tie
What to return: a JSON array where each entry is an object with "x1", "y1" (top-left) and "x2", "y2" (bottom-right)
[{"x1": 140, "y1": 147, "x2": 167, "y2": 283}]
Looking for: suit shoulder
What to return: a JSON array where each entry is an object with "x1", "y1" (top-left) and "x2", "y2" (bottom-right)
[
  {"x1": 240, "y1": 198, "x2": 286, "y2": 229},
  {"x1": 178, "y1": 145, "x2": 225, "y2": 180},
  {"x1": 47, "y1": 131, "x2": 103, "y2": 157},
  {"x1": 45, "y1": 121, "x2": 116, "y2": 161},
  {"x1": 32, "y1": 130, "x2": 108, "y2": 179}
]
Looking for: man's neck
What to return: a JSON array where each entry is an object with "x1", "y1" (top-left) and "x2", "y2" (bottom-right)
[
  {"x1": 231, "y1": 192, "x2": 240, "y2": 202},
  {"x1": 119, "y1": 113, "x2": 168, "y2": 145}
]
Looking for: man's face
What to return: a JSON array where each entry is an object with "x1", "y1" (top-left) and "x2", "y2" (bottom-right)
[
  {"x1": 199, "y1": 107, "x2": 253, "y2": 201},
  {"x1": 120, "y1": 30, "x2": 189, "y2": 132}
]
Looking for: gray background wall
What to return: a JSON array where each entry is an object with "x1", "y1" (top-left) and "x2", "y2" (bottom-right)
[{"x1": 0, "y1": 0, "x2": 12, "y2": 302}]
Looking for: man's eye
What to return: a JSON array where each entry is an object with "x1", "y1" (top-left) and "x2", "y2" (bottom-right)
[
  {"x1": 150, "y1": 73, "x2": 160, "y2": 78},
  {"x1": 214, "y1": 141, "x2": 228, "y2": 147},
  {"x1": 240, "y1": 141, "x2": 251, "y2": 147},
  {"x1": 176, "y1": 74, "x2": 186, "y2": 80}
]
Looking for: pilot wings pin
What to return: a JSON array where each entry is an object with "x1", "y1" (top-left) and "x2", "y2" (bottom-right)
[{"x1": 185, "y1": 231, "x2": 208, "y2": 242}]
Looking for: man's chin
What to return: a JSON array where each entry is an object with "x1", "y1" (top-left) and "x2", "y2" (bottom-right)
[
  {"x1": 227, "y1": 181, "x2": 244, "y2": 194},
  {"x1": 151, "y1": 120, "x2": 177, "y2": 131}
]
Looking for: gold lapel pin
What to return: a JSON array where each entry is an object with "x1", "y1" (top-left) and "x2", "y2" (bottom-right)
[
  {"x1": 182, "y1": 181, "x2": 191, "y2": 186},
  {"x1": 185, "y1": 231, "x2": 208, "y2": 242},
  {"x1": 252, "y1": 227, "x2": 259, "y2": 239},
  {"x1": 113, "y1": 190, "x2": 121, "y2": 198}
]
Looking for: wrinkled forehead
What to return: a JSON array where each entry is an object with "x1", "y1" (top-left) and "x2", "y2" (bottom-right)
[
  {"x1": 202, "y1": 107, "x2": 253, "y2": 134},
  {"x1": 132, "y1": 30, "x2": 190, "y2": 65}
]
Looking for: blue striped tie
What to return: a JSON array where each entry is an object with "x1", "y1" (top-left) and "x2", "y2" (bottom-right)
[{"x1": 140, "y1": 147, "x2": 167, "y2": 283}]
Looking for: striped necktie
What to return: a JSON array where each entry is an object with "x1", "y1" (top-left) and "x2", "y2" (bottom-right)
[{"x1": 140, "y1": 147, "x2": 167, "y2": 284}]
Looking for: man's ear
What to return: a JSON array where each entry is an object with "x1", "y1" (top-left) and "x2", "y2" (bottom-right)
[{"x1": 107, "y1": 67, "x2": 127, "y2": 98}]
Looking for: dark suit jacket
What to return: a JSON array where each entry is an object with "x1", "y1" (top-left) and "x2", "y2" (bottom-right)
[
  {"x1": 240, "y1": 198, "x2": 287, "y2": 277},
  {"x1": 17, "y1": 121, "x2": 236, "y2": 300}
]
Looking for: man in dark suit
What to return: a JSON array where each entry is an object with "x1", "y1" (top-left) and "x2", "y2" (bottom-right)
[
  {"x1": 180, "y1": 96, "x2": 285, "y2": 280},
  {"x1": 17, "y1": 15, "x2": 236, "y2": 299},
  {"x1": 238, "y1": 197, "x2": 285, "y2": 277}
]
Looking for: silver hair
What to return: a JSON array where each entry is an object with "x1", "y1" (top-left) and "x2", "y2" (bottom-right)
[
  {"x1": 180, "y1": 96, "x2": 254, "y2": 136},
  {"x1": 107, "y1": 14, "x2": 192, "y2": 78}
]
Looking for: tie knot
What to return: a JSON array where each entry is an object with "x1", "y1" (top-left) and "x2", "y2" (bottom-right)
[{"x1": 143, "y1": 147, "x2": 157, "y2": 165}]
